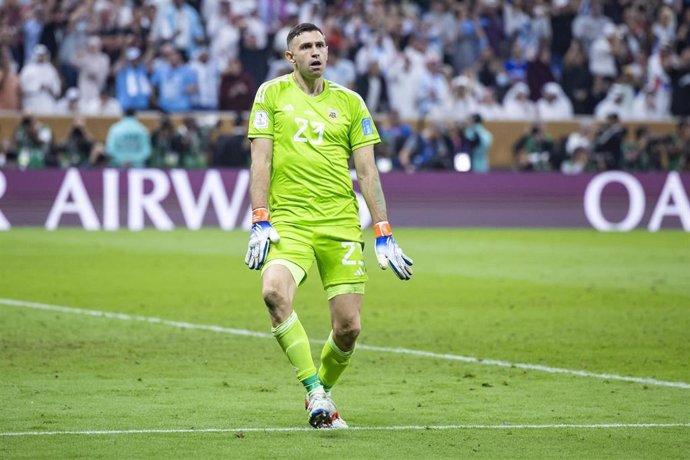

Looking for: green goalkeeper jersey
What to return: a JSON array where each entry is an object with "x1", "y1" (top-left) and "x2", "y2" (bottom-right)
[{"x1": 248, "y1": 73, "x2": 380, "y2": 227}]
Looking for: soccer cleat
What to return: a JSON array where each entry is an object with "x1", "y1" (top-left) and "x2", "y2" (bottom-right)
[
  {"x1": 305, "y1": 389, "x2": 337, "y2": 429},
  {"x1": 327, "y1": 412, "x2": 349, "y2": 429}
]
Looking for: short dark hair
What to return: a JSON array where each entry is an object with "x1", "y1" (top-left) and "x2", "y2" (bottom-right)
[{"x1": 286, "y1": 23, "x2": 324, "y2": 49}]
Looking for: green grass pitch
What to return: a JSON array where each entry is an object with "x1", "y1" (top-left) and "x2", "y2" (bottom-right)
[{"x1": 1, "y1": 228, "x2": 688, "y2": 458}]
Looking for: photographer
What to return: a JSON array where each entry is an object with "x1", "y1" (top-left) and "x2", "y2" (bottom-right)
[
  {"x1": 513, "y1": 123, "x2": 554, "y2": 171},
  {"x1": 463, "y1": 113, "x2": 493, "y2": 173},
  {"x1": 592, "y1": 113, "x2": 627, "y2": 170},
  {"x1": 59, "y1": 117, "x2": 95, "y2": 167},
  {"x1": 12, "y1": 113, "x2": 53, "y2": 169}
]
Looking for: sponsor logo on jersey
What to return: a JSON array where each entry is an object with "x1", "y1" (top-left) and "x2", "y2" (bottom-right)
[
  {"x1": 362, "y1": 117, "x2": 373, "y2": 135},
  {"x1": 253, "y1": 110, "x2": 269, "y2": 129},
  {"x1": 328, "y1": 109, "x2": 338, "y2": 119}
]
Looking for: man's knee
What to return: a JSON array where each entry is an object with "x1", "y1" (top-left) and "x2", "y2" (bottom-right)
[
  {"x1": 262, "y1": 283, "x2": 289, "y2": 310},
  {"x1": 333, "y1": 318, "x2": 361, "y2": 346}
]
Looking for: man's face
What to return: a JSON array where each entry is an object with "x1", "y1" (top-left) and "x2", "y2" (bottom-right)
[{"x1": 287, "y1": 30, "x2": 328, "y2": 79}]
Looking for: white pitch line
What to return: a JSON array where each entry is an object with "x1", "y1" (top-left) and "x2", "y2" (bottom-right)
[
  {"x1": 1, "y1": 298, "x2": 689, "y2": 390},
  {"x1": 2, "y1": 423, "x2": 689, "y2": 437}
]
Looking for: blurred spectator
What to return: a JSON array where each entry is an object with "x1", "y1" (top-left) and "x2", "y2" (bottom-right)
[
  {"x1": 398, "y1": 123, "x2": 454, "y2": 172},
  {"x1": 115, "y1": 47, "x2": 152, "y2": 111},
  {"x1": 22, "y1": 4, "x2": 45, "y2": 66},
  {"x1": 13, "y1": 113, "x2": 53, "y2": 170},
  {"x1": 219, "y1": 57, "x2": 256, "y2": 113},
  {"x1": 622, "y1": 126, "x2": 653, "y2": 172},
  {"x1": 0, "y1": 137, "x2": 14, "y2": 168},
  {"x1": 502, "y1": 81, "x2": 537, "y2": 120},
  {"x1": 239, "y1": 29, "x2": 270, "y2": 87},
  {"x1": 537, "y1": 82, "x2": 573, "y2": 120},
  {"x1": 415, "y1": 54, "x2": 449, "y2": 119},
  {"x1": 549, "y1": 0, "x2": 577, "y2": 71},
  {"x1": 272, "y1": 10, "x2": 300, "y2": 56},
  {"x1": 376, "y1": 110, "x2": 413, "y2": 172},
  {"x1": 356, "y1": 60, "x2": 391, "y2": 114},
  {"x1": 176, "y1": 116, "x2": 206, "y2": 168},
  {"x1": 560, "y1": 146, "x2": 591, "y2": 175},
  {"x1": 526, "y1": 43, "x2": 555, "y2": 101},
  {"x1": 572, "y1": 1, "x2": 614, "y2": 52},
  {"x1": 594, "y1": 83, "x2": 633, "y2": 120},
  {"x1": 448, "y1": 3, "x2": 485, "y2": 75},
  {"x1": 592, "y1": 113, "x2": 627, "y2": 170},
  {"x1": 678, "y1": 9, "x2": 690, "y2": 51},
  {"x1": 474, "y1": 47, "x2": 500, "y2": 91},
  {"x1": 242, "y1": 8, "x2": 269, "y2": 50},
  {"x1": 0, "y1": 46, "x2": 20, "y2": 110},
  {"x1": 504, "y1": 40, "x2": 527, "y2": 84},
  {"x1": 660, "y1": 118, "x2": 690, "y2": 170},
  {"x1": 55, "y1": 87, "x2": 82, "y2": 115},
  {"x1": 208, "y1": 1, "x2": 241, "y2": 65},
  {"x1": 423, "y1": 0, "x2": 455, "y2": 58},
  {"x1": 152, "y1": 0, "x2": 205, "y2": 59},
  {"x1": 561, "y1": 40, "x2": 593, "y2": 114},
  {"x1": 150, "y1": 48, "x2": 197, "y2": 113},
  {"x1": 354, "y1": 31, "x2": 398, "y2": 77},
  {"x1": 190, "y1": 47, "x2": 221, "y2": 110},
  {"x1": 463, "y1": 113, "x2": 493, "y2": 173},
  {"x1": 105, "y1": 108, "x2": 151, "y2": 168},
  {"x1": 19, "y1": 45, "x2": 60, "y2": 114},
  {"x1": 73, "y1": 36, "x2": 111, "y2": 108},
  {"x1": 323, "y1": 47, "x2": 356, "y2": 89},
  {"x1": 430, "y1": 74, "x2": 479, "y2": 123},
  {"x1": 58, "y1": 117, "x2": 96, "y2": 168},
  {"x1": 513, "y1": 123, "x2": 554, "y2": 171},
  {"x1": 387, "y1": 54, "x2": 426, "y2": 121},
  {"x1": 213, "y1": 116, "x2": 251, "y2": 167},
  {"x1": 57, "y1": 4, "x2": 91, "y2": 90},
  {"x1": 589, "y1": 22, "x2": 622, "y2": 79},
  {"x1": 652, "y1": 6, "x2": 676, "y2": 49},
  {"x1": 478, "y1": 0, "x2": 504, "y2": 58},
  {"x1": 666, "y1": 45, "x2": 690, "y2": 116},
  {"x1": 631, "y1": 83, "x2": 670, "y2": 120},
  {"x1": 476, "y1": 88, "x2": 505, "y2": 120},
  {"x1": 82, "y1": 90, "x2": 123, "y2": 116},
  {"x1": 150, "y1": 114, "x2": 178, "y2": 168},
  {"x1": 565, "y1": 120, "x2": 597, "y2": 158}
]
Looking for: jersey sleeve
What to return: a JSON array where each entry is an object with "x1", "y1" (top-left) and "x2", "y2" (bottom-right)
[
  {"x1": 349, "y1": 93, "x2": 380, "y2": 151},
  {"x1": 247, "y1": 81, "x2": 276, "y2": 140}
]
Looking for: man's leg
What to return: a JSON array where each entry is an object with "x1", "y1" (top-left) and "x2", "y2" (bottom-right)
[
  {"x1": 318, "y1": 293, "x2": 363, "y2": 392},
  {"x1": 263, "y1": 264, "x2": 321, "y2": 393}
]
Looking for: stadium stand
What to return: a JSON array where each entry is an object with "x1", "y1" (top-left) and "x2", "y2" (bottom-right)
[{"x1": 0, "y1": 0, "x2": 688, "y2": 172}]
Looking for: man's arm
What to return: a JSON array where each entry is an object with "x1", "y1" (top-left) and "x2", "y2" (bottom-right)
[
  {"x1": 353, "y1": 144, "x2": 413, "y2": 280},
  {"x1": 353, "y1": 144, "x2": 386, "y2": 223},
  {"x1": 244, "y1": 137, "x2": 279, "y2": 270},
  {"x1": 249, "y1": 137, "x2": 273, "y2": 209}
]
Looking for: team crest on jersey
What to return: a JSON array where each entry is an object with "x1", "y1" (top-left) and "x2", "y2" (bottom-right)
[
  {"x1": 328, "y1": 109, "x2": 338, "y2": 119},
  {"x1": 254, "y1": 110, "x2": 268, "y2": 129}
]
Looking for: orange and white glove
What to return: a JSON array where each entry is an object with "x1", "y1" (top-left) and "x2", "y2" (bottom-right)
[
  {"x1": 374, "y1": 221, "x2": 413, "y2": 280},
  {"x1": 244, "y1": 208, "x2": 280, "y2": 270}
]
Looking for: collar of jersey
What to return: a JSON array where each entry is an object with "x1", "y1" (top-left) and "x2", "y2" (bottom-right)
[{"x1": 290, "y1": 73, "x2": 330, "y2": 102}]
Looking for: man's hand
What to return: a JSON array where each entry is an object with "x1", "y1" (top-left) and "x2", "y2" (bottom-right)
[
  {"x1": 374, "y1": 221, "x2": 413, "y2": 280},
  {"x1": 244, "y1": 208, "x2": 280, "y2": 270}
]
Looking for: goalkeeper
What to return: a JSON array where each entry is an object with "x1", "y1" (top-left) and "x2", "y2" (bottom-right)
[{"x1": 244, "y1": 23, "x2": 413, "y2": 430}]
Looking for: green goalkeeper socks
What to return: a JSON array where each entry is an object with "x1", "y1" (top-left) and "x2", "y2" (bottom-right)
[
  {"x1": 272, "y1": 311, "x2": 320, "y2": 393},
  {"x1": 317, "y1": 331, "x2": 353, "y2": 392}
]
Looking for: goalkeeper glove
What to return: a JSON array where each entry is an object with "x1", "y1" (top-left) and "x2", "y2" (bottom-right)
[
  {"x1": 374, "y1": 221, "x2": 413, "y2": 280},
  {"x1": 244, "y1": 208, "x2": 280, "y2": 270}
]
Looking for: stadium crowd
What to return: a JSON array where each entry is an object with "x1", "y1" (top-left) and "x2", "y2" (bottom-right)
[{"x1": 0, "y1": 0, "x2": 688, "y2": 172}]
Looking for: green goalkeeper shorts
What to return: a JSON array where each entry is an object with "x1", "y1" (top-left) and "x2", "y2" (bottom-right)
[{"x1": 263, "y1": 222, "x2": 368, "y2": 289}]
